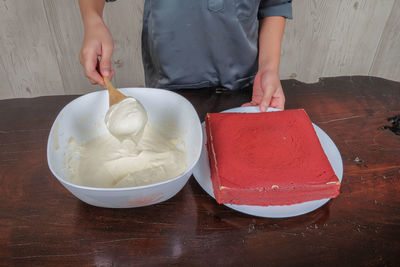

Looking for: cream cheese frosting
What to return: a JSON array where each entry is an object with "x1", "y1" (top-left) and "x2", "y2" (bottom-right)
[
  {"x1": 69, "y1": 125, "x2": 186, "y2": 188},
  {"x1": 68, "y1": 97, "x2": 186, "y2": 188},
  {"x1": 105, "y1": 97, "x2": 148, "y2": 143}
]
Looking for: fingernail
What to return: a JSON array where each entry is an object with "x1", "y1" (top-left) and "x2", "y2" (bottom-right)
[
  {"x1": 260, "y1": 103, "x2": 267, "y2": 112},
  {"x1": 102, "y1": 70, "x2": 110, "y2": 77}
]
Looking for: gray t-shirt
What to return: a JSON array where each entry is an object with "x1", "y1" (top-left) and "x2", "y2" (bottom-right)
[{"x1": 107, "y1": 0, "x2": 292, "y2": 90}]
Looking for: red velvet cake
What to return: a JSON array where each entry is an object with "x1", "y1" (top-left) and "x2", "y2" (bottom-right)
[{"x1": 205, "y1": 109, "x2": 340, "y2": 206}]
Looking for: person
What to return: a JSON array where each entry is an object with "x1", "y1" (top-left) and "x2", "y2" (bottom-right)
[{"x1": 78, "y1": 0, "x2": 292, "y2": 111}]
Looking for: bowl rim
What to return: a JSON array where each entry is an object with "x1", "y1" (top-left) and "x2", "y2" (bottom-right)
[{"x1": 47, "y1": 87, "x2": 203, "y2": 192}]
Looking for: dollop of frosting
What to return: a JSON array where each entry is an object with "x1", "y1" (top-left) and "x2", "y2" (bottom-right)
[{"x1": 104, "y1": 97, "x2": 148, "y2": 143}]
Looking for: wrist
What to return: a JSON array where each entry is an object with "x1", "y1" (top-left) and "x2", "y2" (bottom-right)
[
  {"x1": 258, "y1": 64, "x2": 279, "y2": 74},
  {"x1": 258, "y1": 59, "x2": 280, "y2": 73},
  {"x1": 82, "y1": 12, "x2": 105, "y2": 30}
]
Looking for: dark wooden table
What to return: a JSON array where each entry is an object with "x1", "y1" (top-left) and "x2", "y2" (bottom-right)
[{"x1": 1, "y1": 76, "x2": 399, "y2": 266}]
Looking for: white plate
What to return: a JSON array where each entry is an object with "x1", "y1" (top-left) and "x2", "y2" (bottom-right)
[{"x1": 192, "y1": 106, "x2": 343, "y2": 218}]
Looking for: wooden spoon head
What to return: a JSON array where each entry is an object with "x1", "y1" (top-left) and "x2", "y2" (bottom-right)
[{"x1": 104, "y1": 77, "x2": 126, "y2": 106}]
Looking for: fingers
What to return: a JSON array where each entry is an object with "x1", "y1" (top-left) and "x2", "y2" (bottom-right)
[
  {"x1": 109, "y1": 69, "x2": 115, "y2": 80},
  {"x1": 259, "y1": 87, "x2": 274, "y2": 112},
  {"x1": 85, "y1": 56, "x2": 105, "y2": 87},
  {"x1": 80, "y1": 49, "x2": 105, "y2": 87},
  {"x1": 100, "y1": 42, "x2": 114, "y2": 78},
  {"x1": 241, "y1": 101, "x2": 259, "y2": 107},
  {"x1": 255, "y1": 71, "x2": 286, "y2": 112},
  {"x1": 270, "y1": 87, "x2": 285, "y2": 110},
  {"x1": 271, "y1": 95, "x2": 285, "y2": 110},
  {"x1": 251, "y1": 77, "x2": 263, "y2": 105}
]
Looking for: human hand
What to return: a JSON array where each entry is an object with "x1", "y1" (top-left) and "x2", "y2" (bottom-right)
[
  {"x1": 79, "y1": 19, "x2": 114, "y2": 87},
  {"x1": 242, "y1": 69, "x2": 285, "y2": 112}
]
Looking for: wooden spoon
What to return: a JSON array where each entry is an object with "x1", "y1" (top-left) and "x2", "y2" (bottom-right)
[{"x1": 104, "y1": 77, "x2": 126, "y2": 106}]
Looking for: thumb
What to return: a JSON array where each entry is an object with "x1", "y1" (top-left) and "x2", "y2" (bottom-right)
[
  {"x1": 100, "y1": 43, "x2": 113, "y2": 77},
  {"x1": 259, "y1": 87, "x2": 274, "y2": 112}
]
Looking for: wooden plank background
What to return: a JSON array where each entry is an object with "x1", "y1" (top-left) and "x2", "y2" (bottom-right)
[{"x1": 0, "y1": 0, "x2": 399, "y2": 99}]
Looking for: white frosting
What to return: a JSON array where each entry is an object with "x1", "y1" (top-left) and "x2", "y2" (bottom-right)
[
  {"x1": 105, "y1": 97, "x2": 148, "y2": 143},
  {"x1": 68, "y1": 98, "x2": 186, "y2": 188},
  {"x1": 69, "y1": 124, "x2": 186, "y2": 188}
]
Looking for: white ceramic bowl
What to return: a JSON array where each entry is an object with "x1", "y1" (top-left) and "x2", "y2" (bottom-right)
[{"x1": 47, "y1": 88, "x2": 202, "y2": 208}]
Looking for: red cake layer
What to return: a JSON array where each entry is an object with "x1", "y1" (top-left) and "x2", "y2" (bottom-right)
[{"x1": 205, "y1": 109, "x2": 340, "y2": 206}]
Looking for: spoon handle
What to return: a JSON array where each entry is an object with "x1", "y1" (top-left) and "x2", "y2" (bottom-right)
[{"x1": 104, "y1": 77, "x2": 126, "y2": 106}]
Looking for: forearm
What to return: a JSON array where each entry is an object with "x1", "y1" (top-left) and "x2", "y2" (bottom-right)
[
  {"x1": 78, "y1": 0, "x2": 114, "y2": 85},
  {"x1": 78, "y1": 0, "x2": 106, "y2": 30},
  {"x1": 258, "y1": 16, "x2": 286, "y2": 72}
]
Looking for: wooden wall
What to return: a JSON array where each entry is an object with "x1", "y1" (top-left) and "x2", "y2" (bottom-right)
[{"x1": 0, "y1": 0, "x2": 399, "y2": 99}]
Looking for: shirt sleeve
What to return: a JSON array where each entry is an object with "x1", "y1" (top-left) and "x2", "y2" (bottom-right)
[
  {"x1": 105, "y1": 0, "x2": 116, "y2": 2},
  {"x1": 258, "y1": 0, "x2": 293, "y2": 20}
]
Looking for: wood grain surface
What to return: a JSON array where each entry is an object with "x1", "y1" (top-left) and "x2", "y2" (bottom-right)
[
  {"x1": 0, "y1": 76, "x2": 399, "y2": 266},
  {"x1": 43, "y1": 0, "x2": 89, "y2": 95},
  {"x1": 1, "y1": 1, "x2": 400, "y2": 99},
  {"x1": 370, "y1": 0, "x2": 400, "y2": 81},
  {"x1": 0, "y1": 0, "x2": 65, "y2": 98}
]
